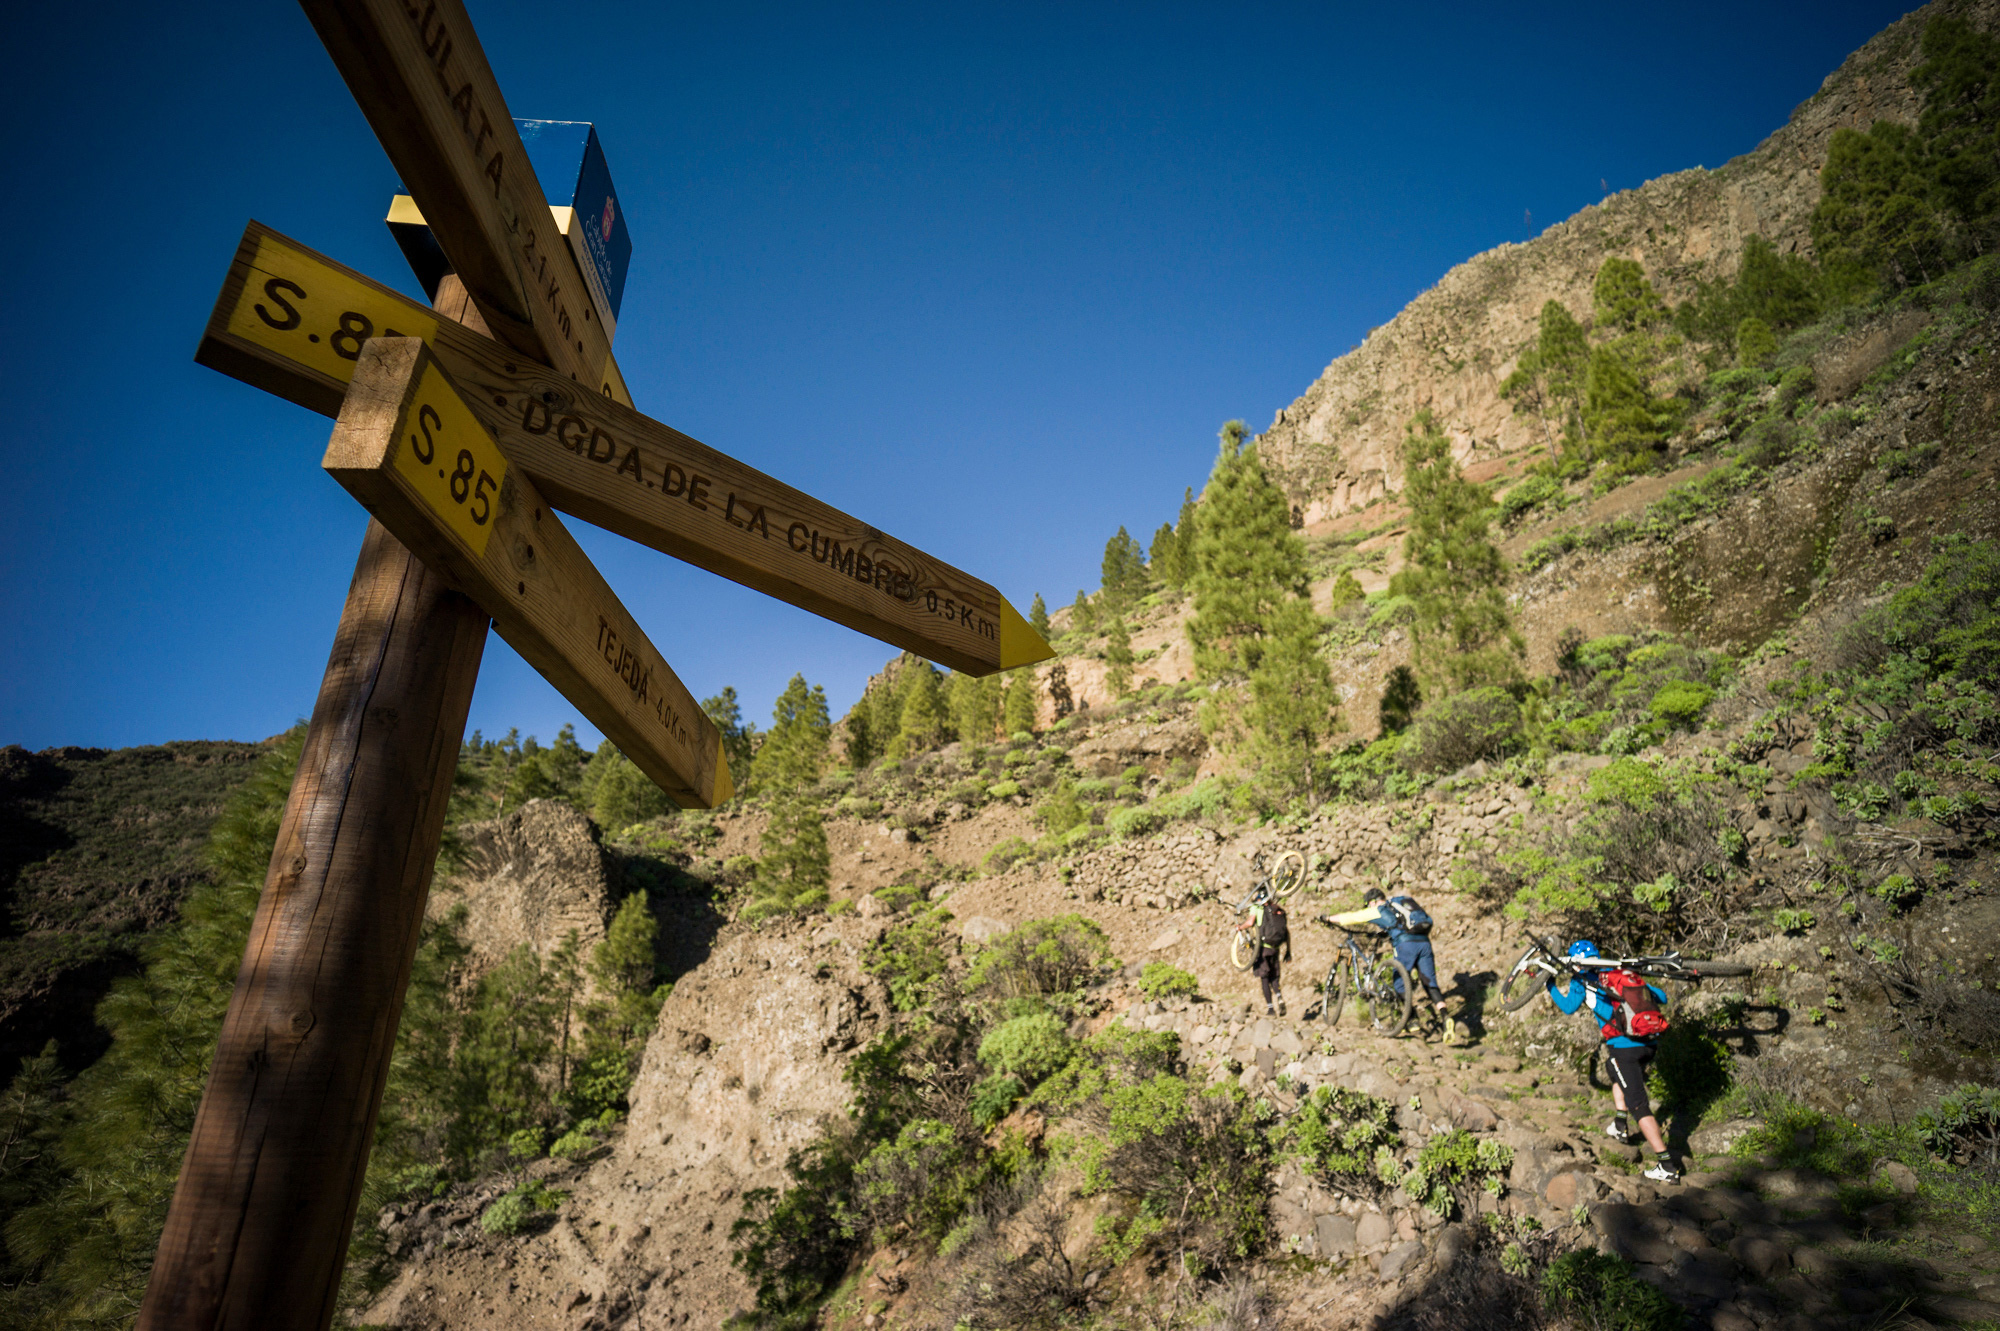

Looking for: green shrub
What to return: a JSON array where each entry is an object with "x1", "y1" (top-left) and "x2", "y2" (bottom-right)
[
  {"x1": 1541, "y1": 1251, "x2": 1682, "y2": 1331},
  {"x1": 1401, "y1": 1129, "x2": 1512, "y2": 1217},
  {"x1": 1497, "y1": 472, "x2": 1567, "y2": 526},
  {"x1": 979, "y1": 835, "x2": 1036, "y2": 874},
  {"x1": 1136, "y1": 963, "x2": 1200, "y2": 1001},
  {"x1": 1648, "y1": 680, "x2": 1715, "y2": 729},
  {"x1": 1401, "y1": 686, "x2": 1522, "y2": 774},
  {"x1": 969, "y1": 1074, "x2": 1024, "y2": 1131},
  {"x1": 1105, "y1": 804, "x2": 1167, "y2": 839},
  {"x1": 1033, "y1": 776, "x2": 1089, "y2": 837},
  {"x1": 1278, "y1": 1086, "x2": 1400, "y2": 1199},
  {"x1": 871, "y1": 883, "x2": 925, "y2": 914},
  {"x1": 1075, "y1": 1076, "x2": 1270, "y2": 1263},
  {"x1": 1648, "y1": 1011, "x2": 1733, "y2": 1124},
  {"x1": 986, "y1": 780, "x2": 1022, "y2": 800},
  {"x1": 964, "y1": 915, "x2": 1115, "y2": 1007},
  {"x1": 479, "y1": 1179, "x2": 567, "y2": 1235},
  {"x1": 1772, "y1": 907, "x2": 1815, "y2": 933},
  {"x1": 977, "y1": 1013, "x2": 1075, "y2": 1085},
  {"x1": 862, "y1": 905, "x2": 956, "y2": 1012},
  {"x1": 1918, "y1": 1085, "x2": 2000, "y2": 1167},
  {"x1": 853, "y1": 1118, "x2": 984, "y2": 1245}
]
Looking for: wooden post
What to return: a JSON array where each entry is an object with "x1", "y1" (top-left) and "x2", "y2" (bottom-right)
[{"x1": 136, "y1": 283, "x2": 493, "y2": 1331}]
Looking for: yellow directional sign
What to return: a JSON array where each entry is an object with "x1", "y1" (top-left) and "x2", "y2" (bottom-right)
[
  {"x1": 299, "y1": 0, "x2": 609, "y2": 389},
  {"x1": 323, "y1": 337, "x2": 730, "y2": 809},
  {"x1": 197, "y1": 221, "x2": 1055, "y2": 677}
]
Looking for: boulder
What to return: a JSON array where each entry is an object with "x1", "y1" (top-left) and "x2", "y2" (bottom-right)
[
  {"x1": 1356, "y1": 1211, "x2": 1395, "y2": 1248},
  {"x1": 960, "y1": 916, "x2": 1011, "y2": 946},
  {"x1": 1378, "y1": 1238, "x2": 1425, "y2": 1283},
  {"x1": 1729, "y1": 1235, "x2": 1792, "y2": 1280},
  {"x1": 1315, "y1": 1213, "x2": 1358, "y2": 1257},
  {"x1": 1687, "y1": 1118, "x2": 1761, "y2": 1158}
]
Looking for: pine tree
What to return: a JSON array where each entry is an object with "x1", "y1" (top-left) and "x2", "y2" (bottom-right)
[
  {"x1": 1389, "y1": 411, "x2": 1523, "y2": 694},
  {"x1": 583, "y1": 740, "x2": 675, "y2": 830},
  {"x1": 1071, "y1": 590, "x2": 1097, "y2": 634},
  {"x1": 750, "y1": 675, "x2": 834, "y2": 919},
  {"x1": 1592, "y1": 258, "x2": 1669, "y2": 332},
  {"x1": 751, "y1": 675, "x2": 831, "y2": 796},
  {"x1": 946, "y1": 672, "x2": 1001, "y2": 749},
  {"x1": 1003, "y1": 668, "x2": 1040, "y2": 735},
  {"x1": 570, "y1": 893, "x2": 668, "y2": 1117},
  {"x1": 1583, "y1": 345, "x2": 1681, "y2": 473},
  {"x1": 1812, "y1": 120, "x2": 1948, "y2": 290},
  {"x1": 702, "y1": 687, "x2": 758, "y2": 796},
  {"x1": 1735, "y1": 317, "x2": 1778, "y2": 368},
  {"x1": 1187, "y1": 421, "x2": 1309, "y2": 678},
  {"x1": 1175, "y1": 486, "x2": 1200, "y2": 579},
  {"x1": 1148, "y1": 522, "x2": 1182, "y2": 587},
  {"x1": 887, "y1": 663, "x2": 950, "y2": 760},
  {"x1": 1500, "y1": 299, "x2": 1590, "y2": 452},
  {"x1": 1912, "y1": 15, "x2": 2000, "y2": 242},
  {"x1": 1245, "y1": 600, "x2": 1338, "y2": 804},
  {"x1": 1100, "y1": 526, "x2": 1148, "y2": 609},
  {"x1": 1028, "y1": 593, "x2": 1050, "y2": 639},
  {"x1": 1105, "y1": 611, "x2": 1134, "y2": 698}
]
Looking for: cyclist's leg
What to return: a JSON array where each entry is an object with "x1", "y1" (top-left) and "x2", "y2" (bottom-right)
[{"x1": 1408, "y1": 939, "x2": 1442, "y2": 1002}]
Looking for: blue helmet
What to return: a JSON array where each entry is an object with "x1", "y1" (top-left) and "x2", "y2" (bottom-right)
[{"x1": 1568, "y1": 940, "x2": 1600, "y2": 960}]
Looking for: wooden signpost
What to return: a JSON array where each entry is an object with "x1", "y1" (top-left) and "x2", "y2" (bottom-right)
[
  {"x1": 323, "y1": 336, "x2": 729, "y2": 807},
  {"x1": 198, "y1": 221, "x2": 1050, "y2": 677},
  {"x1": 143, "y1": 0, "x2": 1050, "y2": 1326}
]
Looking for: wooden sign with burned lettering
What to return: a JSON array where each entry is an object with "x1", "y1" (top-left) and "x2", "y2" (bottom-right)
[
  {"x1": 322, "y1": 337, "x2": 730, "y2": 808},
  {"x1": 299, "y1": 0, "x2": 610, "y2": 390},
  {"x1": 197, "y1": 221, "x2": 1054, "y2": 677}
]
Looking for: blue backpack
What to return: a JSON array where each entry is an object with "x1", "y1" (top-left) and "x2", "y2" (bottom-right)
[{"x1": 1387, "y1": 895, "x2": 1433, "y2": 936}]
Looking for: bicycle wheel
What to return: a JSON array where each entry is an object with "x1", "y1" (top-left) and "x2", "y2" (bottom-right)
[
  {"x1": 1230, "y1": 923, "x2": 1255, "y2": 971},
  {"x1": 1321, "y1": 962, "x2": 1348, "y2": 1027},
  {"x1": 1267, "y1": 850, "x2": 1306, "y2": 900},
  {"x1": 1365, "y1": 956, "x2": 1413, "y2": 1036},
  {"x1": 1499, "y1": 946, "x2": 1551, "y2": 1011}
]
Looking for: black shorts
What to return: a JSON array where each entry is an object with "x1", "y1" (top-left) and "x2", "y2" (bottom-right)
[{"x1": 1605, "y1": 1043, "x2": 1656, "y2": 1120}]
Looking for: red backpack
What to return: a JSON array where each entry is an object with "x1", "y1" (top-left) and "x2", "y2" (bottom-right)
[{"x1": 1598, "y1": 969, "x2": 1669, "y2": 1040}]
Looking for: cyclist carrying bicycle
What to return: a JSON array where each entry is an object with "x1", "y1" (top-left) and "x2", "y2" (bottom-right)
[
  {"x1": 1544, "y1": 940, "x2": 1680, "y2": 1185},
  {"x1": 1249, "y1": 886, "x2": 1291, "y2": 1016},
  {"x1": 1327, "y1": 886, "x2": 1454, "y2": 1038}
]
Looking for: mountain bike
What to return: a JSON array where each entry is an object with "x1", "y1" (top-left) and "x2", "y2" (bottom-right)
[
  {"x1": 1223, "y1": 850, "x2": 1306, "y2": 970},
  {"x1": 1496, "y1": 934, "x2": 1755, "y2": 1012},
  {"x1": 1313, "y1": 919, "x2": 1412, "y2": 1036}
]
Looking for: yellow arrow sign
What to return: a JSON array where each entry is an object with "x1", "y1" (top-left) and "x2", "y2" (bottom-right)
[
  {"x1": 197, "y1": 221, "x2": 1054, "y2": 677},
  {"x1": 323, "y1": 337, "x2": 730, "y2": 808}
]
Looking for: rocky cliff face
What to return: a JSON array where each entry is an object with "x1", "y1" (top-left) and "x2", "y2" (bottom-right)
[
  {"x1": 429, "y1": 799, "x2": 624, "y2": 975},
  {"x1": 1250, "y1": 2, "x2": 1974, "y2": 522}
]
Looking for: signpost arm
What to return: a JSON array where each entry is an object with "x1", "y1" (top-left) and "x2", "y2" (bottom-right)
[{"x1": 139, "y1": 302, "x2": 494, "y2": 1331}]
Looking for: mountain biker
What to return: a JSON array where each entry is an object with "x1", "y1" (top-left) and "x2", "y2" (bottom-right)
[
  {"x1": 1249, "y1": 887, "x2": 1291, "y2": 1016},
  {"x1": 1545, "y1": 940, "x2": 1680, "y2": 1185},
  {"x1": 1327, "y1": 886, "x2": 1456, "y2": 1038}
]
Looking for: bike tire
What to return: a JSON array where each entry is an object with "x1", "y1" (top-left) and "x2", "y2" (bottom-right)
[
  {"x1": 1499, "y1": 946, "x2": 1550, "y2": 1011},
  {"x1": 1231, "y1": 925, "x2": 1255, "y2": 971},
  {"x1": 1366, "y1": 956, "x2": 1413, "y2": 1036},
  {"x1": 1267, "y1": 850, "x2": 1306, "y2": 901},
  {"x1": 1322, "y1": 963, "x2": 1348, "y2": 1027}
]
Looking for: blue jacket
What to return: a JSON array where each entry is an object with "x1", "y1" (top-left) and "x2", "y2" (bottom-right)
[{"x1": 1547, "y1": 975, "x2": 1666, "y2": 1049}]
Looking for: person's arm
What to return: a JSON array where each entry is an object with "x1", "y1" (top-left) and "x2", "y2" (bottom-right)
[
  {"x1": 1546, "y1": 975, "x2": 1587, "y2": 1014},
  {"x1": 1327, "y1": 907, "x2": 1378, "y2": 926}
]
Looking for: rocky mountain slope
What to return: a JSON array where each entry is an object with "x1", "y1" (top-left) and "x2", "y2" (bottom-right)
[{"x1": 1249, "y1": 0, "x2": 1972, "y2": 525}]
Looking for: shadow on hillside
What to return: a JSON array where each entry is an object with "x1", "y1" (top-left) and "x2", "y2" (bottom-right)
[
  {"x1": 1368, "y1": 1223, "x2": 1548, "y2": 1331},
  {"x1": 613, "y1": 848, "x2": 729, "y2": 985}
]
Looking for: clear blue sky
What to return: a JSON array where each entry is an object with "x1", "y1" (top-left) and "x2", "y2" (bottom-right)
[{"x1": 0, "y1": 0, "x2": 1912, "y2": 752}]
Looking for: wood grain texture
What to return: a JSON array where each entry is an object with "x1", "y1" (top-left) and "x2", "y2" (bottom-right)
[
  {"x1": 135, "y1": 520, "x2": 488, "y2": 1331},
  {"x1": 297, "y1": 0, "x2": 610, "y2": 388},
  {"x1": 197, "y1": 222, "x2": 1054, "y2": 676},
  {"x1": 325, "y1": 338, "x2": 727, "y2": 808}
]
